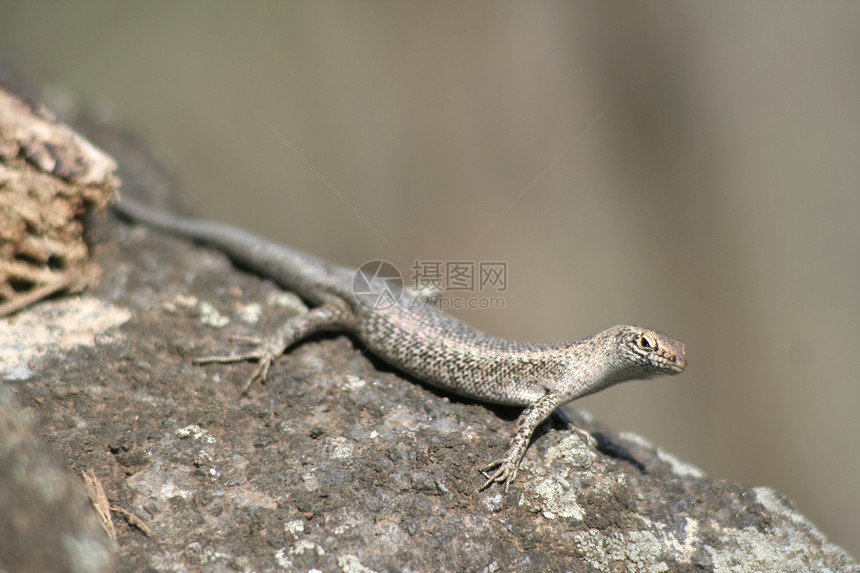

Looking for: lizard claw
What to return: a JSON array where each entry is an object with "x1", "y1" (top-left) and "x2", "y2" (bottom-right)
[
  {"x1": 478, "y1": 458, "x2": 519, "y2": 493},
  {"x1": 572, "y1": 426, "x2": 598, "y2": 449},
  {"x1": 192, "y1": 337, "x2": 287, "y2": 395}
]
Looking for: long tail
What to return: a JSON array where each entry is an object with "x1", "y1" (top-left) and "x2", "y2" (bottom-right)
[{"x1": 114, "y1": 195, "x2": 350, "y2": 303}]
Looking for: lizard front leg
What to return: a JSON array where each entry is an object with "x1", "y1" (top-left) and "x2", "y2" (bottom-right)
[
  {"x1": 479, "y1": 389, "x2": 568, "y2": 492},
  {"x1": 195, "y1": 297, "x2": 354, "y2": 394}
]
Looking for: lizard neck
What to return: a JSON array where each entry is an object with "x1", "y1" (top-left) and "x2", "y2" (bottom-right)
[{"x1": 561, "y1": 328, "x2": 646, "y2": 400}]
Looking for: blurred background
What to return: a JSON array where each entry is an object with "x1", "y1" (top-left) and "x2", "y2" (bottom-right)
[{"x1": 1, "y1": 2, "x2": 857, "y2": 556}]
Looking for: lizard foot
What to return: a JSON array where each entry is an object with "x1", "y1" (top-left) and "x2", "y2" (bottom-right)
[
  {"x1": 570, "y1": 425, "x2": 598, "y2": 449},
  {"x1": 552, "y1": 408, "x2": 598, "y2": 449},
  {"x1": 478, "y1": 458, "x2": 520, "y2": 493},
  {"x1": 193, "y1": 335, "x2": 287, "y2": 395}
]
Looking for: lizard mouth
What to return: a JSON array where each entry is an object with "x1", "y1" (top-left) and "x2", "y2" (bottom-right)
[{"x1": 668, "y1": 355, "x2": 687, "y2": 373}]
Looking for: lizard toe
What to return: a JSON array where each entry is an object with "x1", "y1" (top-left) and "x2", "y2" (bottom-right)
[{"x1": 478, "y1": 459, "x2": 519, "y2": 492}]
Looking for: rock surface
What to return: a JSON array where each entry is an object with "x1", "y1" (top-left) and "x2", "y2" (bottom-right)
[
  {"x1": 1, "y1": 88, "x2": 857, "y2": 573},
  {"x1": 0, "y1": 385, "x2": 116, "y2": 573}
]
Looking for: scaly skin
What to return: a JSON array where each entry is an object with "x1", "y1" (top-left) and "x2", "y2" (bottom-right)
[{"x1": 115, "y1": 197, "x2": 687, "y2": 492}]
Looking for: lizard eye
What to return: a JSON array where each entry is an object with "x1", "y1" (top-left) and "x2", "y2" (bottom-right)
[{"x1": 636, "y1": 332, "x2": 658, "y2": 351}]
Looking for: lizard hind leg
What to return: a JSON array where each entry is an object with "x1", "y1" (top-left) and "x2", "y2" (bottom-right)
[{"x1": 194, "y1": 297, "x2": 354, "y2": 395}]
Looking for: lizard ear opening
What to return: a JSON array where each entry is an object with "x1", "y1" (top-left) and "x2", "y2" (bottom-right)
[{"x1": 636, "y1": 332, "x2": 658, "y2": 351}]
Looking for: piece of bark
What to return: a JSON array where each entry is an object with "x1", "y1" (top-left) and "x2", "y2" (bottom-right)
[{"x1": 0, "y1": 83, "x2": 118, "y2": 316}]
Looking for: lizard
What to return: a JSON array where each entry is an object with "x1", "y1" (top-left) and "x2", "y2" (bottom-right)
[{"x1": 114, "y1": 196, "x2": 687, "y2": 492}]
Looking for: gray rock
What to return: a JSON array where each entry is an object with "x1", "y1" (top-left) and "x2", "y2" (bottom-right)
[{"x1": 0, "y1": 385, "x2": 115, "y2": 573}]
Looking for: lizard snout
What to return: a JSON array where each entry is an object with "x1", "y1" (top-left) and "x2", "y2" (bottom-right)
[{"x1": 670, "y1": 354, "x2": 687, "y2": 373}]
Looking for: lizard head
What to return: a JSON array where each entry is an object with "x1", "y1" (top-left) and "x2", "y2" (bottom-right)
[
  {"x1": 560, "y1": 325, "x2": 686, "y2": 400},
  {"x1": 607, "y1": 325, "x2": 687, "y2": 378}
]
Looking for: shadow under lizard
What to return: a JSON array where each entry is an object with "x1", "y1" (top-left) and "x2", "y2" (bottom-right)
[{"x1": 114, "y1": 197, "x2": 687, "y2": 492}]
